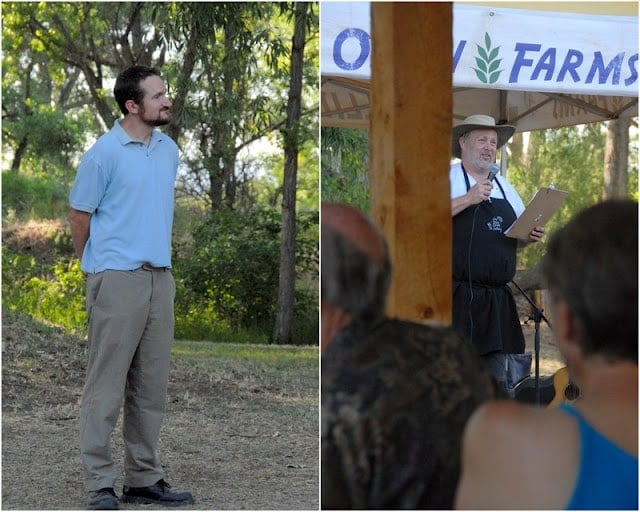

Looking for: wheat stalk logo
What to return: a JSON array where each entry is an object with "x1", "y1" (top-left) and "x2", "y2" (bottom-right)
[{"x1": 474, "y1": 32, "x2": 502, "y2": 84}]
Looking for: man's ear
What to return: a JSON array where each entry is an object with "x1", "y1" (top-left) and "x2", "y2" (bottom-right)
[
  {"x1": 554, "y1": 299, "x2": 574, "y2": 342},
  {"x1": 124, "y1": 99, "x2": 139, "y2": 115},
  {"x1": 554, "y1": 298, "x2": 584, "y2": 363}
]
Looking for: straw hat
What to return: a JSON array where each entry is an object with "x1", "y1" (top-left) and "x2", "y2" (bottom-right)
[{"x1": 452, "y1": 114, "x2": 515, "y2": 158}]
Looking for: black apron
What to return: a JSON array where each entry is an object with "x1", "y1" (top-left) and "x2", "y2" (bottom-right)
[{"x1": 452, "y1": 166, "x2": 525, "y2": 355}]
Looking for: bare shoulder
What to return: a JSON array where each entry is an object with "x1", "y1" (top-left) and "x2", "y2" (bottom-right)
[
  {"x1": 466, "y1": 399, "x2": 537, "y2": 432},
  {"x1": 456, "y1": 400, "x2": 579, "y2": 509},
  {"x1": 465, "y1": 400, "x2": 575, "y2": 457},
  {"x1": 464, "y1": 400, "x2": 537, "y2": 455}
]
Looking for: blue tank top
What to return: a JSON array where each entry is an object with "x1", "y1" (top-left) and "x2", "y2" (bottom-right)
[{"x1": 559, "y1": 404, "x2": 638, "y2": 509}]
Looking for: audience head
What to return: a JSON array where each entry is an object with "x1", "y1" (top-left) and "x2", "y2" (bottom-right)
[
  {"x1": 541, "y1": 199, "x2": 638, "y2": 362},
  {"x1": 321, "y1": 202, "x2": 392, "y2": 325}
]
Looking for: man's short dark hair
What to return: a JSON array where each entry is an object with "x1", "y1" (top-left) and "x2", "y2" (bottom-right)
[
  {"x1": 114, "y1": 65, "x2": 162, "y2": 115},
  {"x1": 321, "y1": 223, "x2": 392, "y2": 322},
  {"x1": 542, "y1": 199, "x2": 638, "y2": 362}
]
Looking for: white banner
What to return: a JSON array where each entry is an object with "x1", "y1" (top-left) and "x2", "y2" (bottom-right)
[{"x1": 322, "y1": 3, "x2": 638, "y2": 97}]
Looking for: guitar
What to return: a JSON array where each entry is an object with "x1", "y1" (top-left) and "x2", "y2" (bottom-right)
[{"x1": 514, "y1": 366, "x2": 580, "y2": 408}]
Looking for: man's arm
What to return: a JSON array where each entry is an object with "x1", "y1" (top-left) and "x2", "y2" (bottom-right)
[
  {"x1": 451, "y1": 178, "x2": 493, "y2": 217},
  {"x1": 451, "y1": 195, "x2": 474, "y2": 217},
  {"x1": 68, "y1": 208, "x2": 91, "y2": 260}
]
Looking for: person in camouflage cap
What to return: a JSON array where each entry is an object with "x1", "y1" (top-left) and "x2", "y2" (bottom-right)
[{"x1": 321, "y1": 202, "x2": 504, "y2": 509}]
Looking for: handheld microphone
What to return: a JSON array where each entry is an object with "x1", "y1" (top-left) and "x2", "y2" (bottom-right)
[
  {"x1": 486, "y1": 163, "x2": 499, "y2": 203},
  {"x1": 487, "y1": 163, "x2": 499, "y2": 181}
]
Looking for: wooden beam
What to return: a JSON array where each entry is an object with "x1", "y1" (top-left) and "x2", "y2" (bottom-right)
[{"x1": 369, "y1": 2, "x2": 453, "y2": 323}]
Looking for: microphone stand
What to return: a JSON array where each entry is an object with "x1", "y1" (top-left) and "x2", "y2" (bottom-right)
[{"x1": 511, "y1": 279, "x2": 552, "y2": 405}]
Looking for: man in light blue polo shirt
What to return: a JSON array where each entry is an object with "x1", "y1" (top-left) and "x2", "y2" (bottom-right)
[{"x1": 69, "y1": 65, "x2": 193, "y2": 510}]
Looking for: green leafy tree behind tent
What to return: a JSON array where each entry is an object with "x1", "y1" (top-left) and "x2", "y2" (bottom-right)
[{"x1": 509, "y1": 123, "x2": 638, "y2": 270}]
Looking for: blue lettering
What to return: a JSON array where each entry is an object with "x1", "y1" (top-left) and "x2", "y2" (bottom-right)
[
  {"x1": 531, "y1": 48, "x2": 556, "y2": 81},
  {"x1": 510, "y1": 43, "x2": 541, "y2": 83},
  {"x1": 586, "y1": 52, "x2": 624, "y2": 84},
  {"x1": 453, "y1": 40, "x2": 467, "y2": 72},
  {"x1": 625, "y1": 54, "x2": 638, "y2": 86},
  {"x1": 333, "y1": 28, "x2": 370, "y2": 71},
  {"x1": 557, "y1": 50, "x2": 583, "y2": 82}
]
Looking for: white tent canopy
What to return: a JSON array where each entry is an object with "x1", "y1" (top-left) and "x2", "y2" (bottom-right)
[{"x1": 321, "y1": 2, "x2": 639, "y2": 131}]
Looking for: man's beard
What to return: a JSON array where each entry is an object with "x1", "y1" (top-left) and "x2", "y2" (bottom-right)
[
  {"x1": 140, "y1": 108, "x2": 171, "y2": 127},
  {"x1": 473, "y1": 155, "x2": 491, "y2": 171}
]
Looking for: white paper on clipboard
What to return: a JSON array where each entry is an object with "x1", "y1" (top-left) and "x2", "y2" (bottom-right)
[{"x1": 505, "y1": 187, "x2": 568, "y2": 239}]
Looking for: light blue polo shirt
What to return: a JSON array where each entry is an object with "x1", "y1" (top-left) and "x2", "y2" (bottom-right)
[{"x1": 69, "y1": 119, "x2": 179, "y2": 273}]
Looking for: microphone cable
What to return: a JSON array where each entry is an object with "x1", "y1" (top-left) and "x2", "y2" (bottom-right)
[
  {"x1": 463, "y1": 165, "x2": 497, "y2": 345},
  {"x1": 467, "y1": 202, "x2": 482, "y2": 344}
]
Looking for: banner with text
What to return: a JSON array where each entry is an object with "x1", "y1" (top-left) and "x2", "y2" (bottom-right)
[{"x1": 322, "y1": 2, "x2": 638, "y2": 97}]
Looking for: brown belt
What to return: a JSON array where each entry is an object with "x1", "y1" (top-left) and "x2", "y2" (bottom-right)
[{"x1": 141, "y1": 263, "x2": 168, "y2": 272}]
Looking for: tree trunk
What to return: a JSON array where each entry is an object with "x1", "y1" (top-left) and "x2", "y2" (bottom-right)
[
  {"x1": 603, "y1": 118, "x2": 630, "y2": 199},
  {"x1": 511, "y1": 265, "x2": 544, "y2": 294},
  {"x1": 224, "y1": 163, "x2": 237, "y2": 209},
  {"x1": 208, "y1": 164, "x2": 225, "y2": 211},
  {"x1": 509, "y1": 132, "x2": 523, "y2": 168},
  {"x1": 166, "y1": 32, "x2": 198, "y2": 144},
  {"x1": 10, "y1": 62, "x2": 35, "y2": 173},
  {"x1": 10, "y1": 137, "x2": 28, "y2": 173},
  {"x1": 272, "y1": 2, "x2": 308, "y2": 344}
]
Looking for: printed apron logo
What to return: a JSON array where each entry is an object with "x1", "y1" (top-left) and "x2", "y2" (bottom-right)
[
  {"x1": 487, "y1": 216, "x2": 504, "y2": 232},
  {"x1": 474, "y1": 32, "x2": 503, "y2": 84}
]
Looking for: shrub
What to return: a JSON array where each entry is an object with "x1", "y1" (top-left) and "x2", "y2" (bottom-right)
[
  {"x1": 174, "y1": 207, "x2": 318, "y2": 342},
  {"x1": 2, "y1": 247, "x2": 86, "y2": 333},
  {"x1": 2, "y1": 171, "x2": 70, "y2": 221}
]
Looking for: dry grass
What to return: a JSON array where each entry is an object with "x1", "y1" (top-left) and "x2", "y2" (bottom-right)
[{"x1": 2, "y1": 308, "x2": 319, "y2": 510}]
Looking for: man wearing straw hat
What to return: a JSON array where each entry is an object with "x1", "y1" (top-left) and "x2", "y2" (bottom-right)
[{"x1": 449, "y1": 114, "x2": 544, "y2": 396}]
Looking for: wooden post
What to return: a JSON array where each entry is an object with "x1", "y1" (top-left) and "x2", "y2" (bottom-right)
[{"x1": 369, "y1": 2, "x2": 453, "y2": 323}]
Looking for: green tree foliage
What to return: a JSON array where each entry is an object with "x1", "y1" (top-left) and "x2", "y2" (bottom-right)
[
  {"x1": 2, "y1": 171, "x2": 69, "y2": 220},
  {"x1": 2, "y1": 3, "x2": 93, "y2": 179},
  {"x1": 176, "y1": 208, "x2": 318, "y2": 343},
  {"x1": 2, "y1": 248, "x2": 85, "y2": 333},
  {"x1": 509, "y1": 124, "x2": 637, "y2": 268},
  {"x1": 321, "y1": 127, "x2": 370, "y2": 212},
  {"x1": 165, "y1": 2, "x2": 318, "y2": 211}
]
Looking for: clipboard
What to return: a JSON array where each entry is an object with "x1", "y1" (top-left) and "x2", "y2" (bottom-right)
[{"x1": 505, "y1": 187, "x2": 568, "y2": 239}]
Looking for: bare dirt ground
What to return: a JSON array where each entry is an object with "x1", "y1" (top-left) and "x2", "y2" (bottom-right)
[{"x1": 2, "y1": 308, "x2": 319, "y2": 511}]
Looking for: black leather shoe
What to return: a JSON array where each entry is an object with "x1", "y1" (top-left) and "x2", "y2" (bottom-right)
[
  {"x1": 88, "y1": 488, "x2": 119, "y2": 510},
  {"x1": 121, "y1": 479, "x2": 194, "y2": 507}
]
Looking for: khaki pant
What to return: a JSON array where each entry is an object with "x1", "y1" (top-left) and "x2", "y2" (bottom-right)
[{"x1": 80, "y1": 268, "x2": 175, "y2": 491}]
